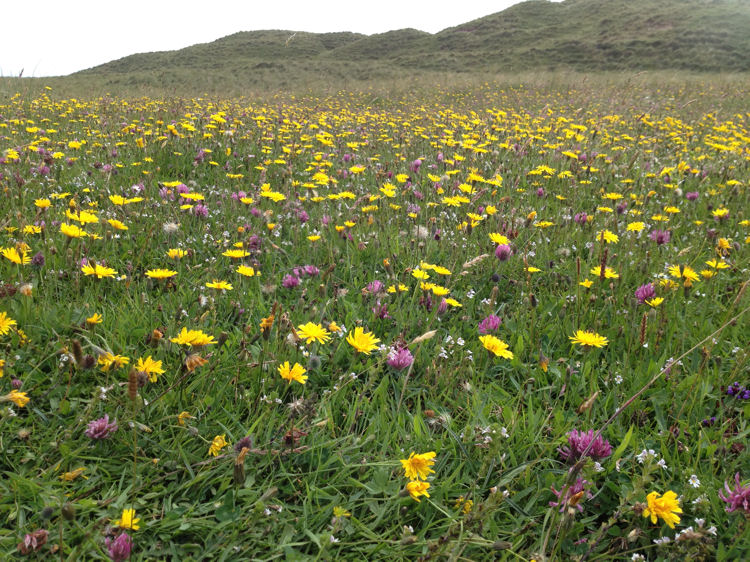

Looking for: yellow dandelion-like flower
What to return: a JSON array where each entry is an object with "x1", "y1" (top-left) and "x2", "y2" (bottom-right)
[
  {"x1": 479, "y1": 335, "x2": 513, "y2": 359},
  {"x1": 643, "y1": 490, "x2": 682, "y2": 529},
  {"x1": 278, "y1": 361, "x2": 308, "y2": 385},
  {"x1": 346, "y1": 327, "x2": 380, "y2": 354},
  {"x1": 295, "y1": 322, "x2": 331, "y2": 345},
  {"x1": 569, "y1": 330, "x2": 608, "y2": 348},
  {"x1": 400, "y1": 451, "x2": 436, "y2": 481}
]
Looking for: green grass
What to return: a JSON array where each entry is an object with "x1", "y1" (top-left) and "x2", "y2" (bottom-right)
[{"x1": 0, "y1": 75, "x2": 749, "y2": 560}]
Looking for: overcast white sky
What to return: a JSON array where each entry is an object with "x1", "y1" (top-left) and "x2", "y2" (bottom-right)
[{"x1": 0, "y1": 1, "x2": 559, "y2": 77}]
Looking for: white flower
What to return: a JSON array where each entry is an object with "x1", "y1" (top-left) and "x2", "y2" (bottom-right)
[
  {"x1": 631, "y1": 555, "x2": 645, "y2": 561},
  {"x1": 614, "y1": 374, "x2": 623, "y2": 384},
  {"x1": 688, "y1": 474, "x2": 701, "y2": 488},
  {"x1": 695, "y1": 518, "x2": 705, "y2": 527},
  {"x1": 636, "y1": 449, "x2": 657, "y2": 463},
  {"x1": 499, "y1": 427, "x2": 509, "y2": 438},
  {"x1": 657, "y1": 458, "x2": 668, "y2": 470},
  {"x1": 707, "y1": 526, "x2": 717, "y2": 536},
  {"x1": 653, "y1": 536, "x2": 671, "y2": 545},
  {"x1": 593, "y1": 462, "x2": 604, "y2": 473}
]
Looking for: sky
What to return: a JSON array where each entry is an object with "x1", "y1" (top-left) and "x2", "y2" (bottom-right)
[{"x1": 0, "y1": 0, "x2": 558, "y2": 77}]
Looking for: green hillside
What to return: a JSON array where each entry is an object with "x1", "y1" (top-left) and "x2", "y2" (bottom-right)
[{"x1": 17, "y1": 0, "x2": 750, "y2": 94}]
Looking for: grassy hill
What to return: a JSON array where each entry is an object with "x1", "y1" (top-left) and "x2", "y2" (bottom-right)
[{"x1": 10, "y1": 0, "x2": 750, "y2": 95}]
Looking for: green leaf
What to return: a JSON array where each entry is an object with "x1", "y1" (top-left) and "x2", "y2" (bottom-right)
[{"x1": 610, "y1": 425, "x2": 634, "y2": 464}]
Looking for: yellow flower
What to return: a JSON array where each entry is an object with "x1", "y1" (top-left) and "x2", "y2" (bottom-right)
[
  {"x1": 328, "y1": 321, "x2": 341, "y2": 333},
  {"x1": 400, "y1": 451, "x2": 436, "y2": 480},
  {"x1": 167, "y1": 248, "x2": 187, "y2": 259},
  {"x1": 82, "y1": 262, "x2": 118, "y2": 279},
  {"x1": 113, "y1": 508, "x2": 140, "y2": 530},
  {"x1": 98, "y1": 353, "x2": 130, "y2": 372},
  {"x1": 590, "y1": 266, "x2": 619, "y2": 279},
  {"x1": 405, "y1": 480, "x2": 431, "y2": 502},
  {"x1": 86, "y1": 313, "x2": 103, "y2": 325},
  {"x1": 1, "y1": 247, "x2": 30, "y2": 265},
  {"x1": 0, "y1": 312, "x2": 17, "y2": 335},
  {"x1": 34, "y1": 198, "x2": 52, "y2": 209},
  {"x1": 278, "y1": 361, "x2": 308, "y2": 385},
  {"x1": 205, "y1": 279, "x2": 233, "y2": 291},
  {"x1": 295, "y1": 322, "x2": 331, "y2": 345},
  {"x1": 596, "y1": 230, "x2": 619, "y2": 244},
  {"x1": 454, "y1": 496, "x2": 473, "y2": 514},
  {"x1": 411, "y1": 269, "x2": 430, "y2": 280},
  {"x1": 170, "y1": 328, "x2": 217, "y2": 347},
  {"x1": 643, "y1": 490, "x2": 682, "y2": 529},
  {"x1": 107, "y1": 219, "x2": 128, "y2": 231},
  {"x1": 209, "y1": 434, "x2": 228, "y2": 456},
  {"x1": 332, "y1": 506, "x2": 351, "y2": 518},
  {"x1": 236, "y1": 265, "x2": 258, "y2": 277},
  {"x1": 627, "y1": 222, "x2": 645, "y2": 232},
  {"x1": 6, "y1": 389, "x2": 30, "y2": 408},
  {"x1": 569, "y1": 330, "x2": 608, "y2": 348},
  {"x1": 479, "y1": 335, "x2": 513, "y2": 359},
  {"x1": 177, "y1": 411, "x2": 193, "y2": 426},
  {"x1": 645, "y1": 297, "x2": 664, "y2": 308},
  {"x1": 579, "y1": 279, "x2": 594, "y2": 289},
  {"x1": 489, "y1": 233, "x2": 510, "y2": 245},
  {"x1": 0, "y1": 358, "x2": 4, "y2": 377},
  {"x1": 222, "y1": 249, "x2": 250, "y2": 258},
  {"x1": 145, "y1": 268, "x2": 177, "y2": 279},
  {"x1": 346, "y1": 327, "x2": 381, "y2": 355},
  {"x1": 135, "y1": 356, "x2": 165, "y2": 382}
]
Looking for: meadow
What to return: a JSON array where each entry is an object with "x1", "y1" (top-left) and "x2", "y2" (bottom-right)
[{"x1": 0, "y1": 76, "x2": 748, "y2": 560}]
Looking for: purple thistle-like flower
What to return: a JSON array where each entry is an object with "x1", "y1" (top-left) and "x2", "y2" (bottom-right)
[
  {"x1": 31, "y1": 251, "x2": 45, "y2": 267},
  {"x1": 409, "y1": 159, "x2": 422, "y2": 173},
  {"x1": 387, "y1": 347, "x2": 414, "y2": 371},
  {"x1": 574, "y1": 212, "x2": 588, "y2": 225},
  {"x1": 649, "y1": 229, "x2": 671, "y2": 245},
  {"x1": 105, "y1": 532, "x2": 133, "y2": 561},
  {"x1": 281, "y1": 274, "x2": 300, "y2": 289},
  {"x1": 85, "y1": 414, "x2": 118, "y2": 440},
  {"x1": 234, "y1": 435, "x2": 253, "y2": 452},
  {"x1": 686, "y1": 191, "x2": 699, "y2": 201},
  {"x1": 478, "y1": 314, "x2": 502, "y2": 335},
  {"x1": 550, "y1": 477, "x2": 591, "y2": 513},
  {"x1": 558, "y1": 429, "x2": 612, "y2": 462},
  {"x1": 719, "y1": 473, "x2": 750, "y2": 515},
  {"x1": 495, "y1": 244, "x2": 512, "y2": 261},
  {"x1": 635, "y1": 283, "x2": 656, "y2": 304}
]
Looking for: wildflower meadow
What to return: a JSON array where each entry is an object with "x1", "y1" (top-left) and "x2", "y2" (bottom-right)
[{"x1": 0, "y1": 79, "x2": 748, "y2": 560}]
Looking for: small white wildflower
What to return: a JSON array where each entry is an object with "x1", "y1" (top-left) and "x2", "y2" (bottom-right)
[
  {"x1": 688, "y1": 474, "x2": 701, "y2": 488},
  {"x1": 653, "y1": 536, "x2": 671, "y2": 545},
  {"x1": 593, "y1": 462, "x2": 604, "y2": 473},
  {"x1": 691, "y1": 494, "x2": 708, "y2": 505},
  {"x1": 657, "y1": 458, "x2": 668, "y2": 470},
  {"x1": 614, "y1": 374, "x2": 623, "y2": 384},
  {"x1": 707, "y1": 526, "x2": 717, "y2": 536},
  {"x1": 500, "y1": 427, "x2": 509, "y2": 438},
  {"x1": 695, "y1": 518, "x2": 705, "y2": 527}
]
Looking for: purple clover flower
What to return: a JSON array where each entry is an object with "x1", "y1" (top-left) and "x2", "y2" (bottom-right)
[
  {"x1": 478, "y1": 314, "x2": 502, "y2": 335},
  {"x1": 574, "y1": 212, "x2": 588, "y2": 225},
  {"x1": 495, "y1": 244, "x2": 512, "y2": 261},
  {"x1": 85, "y1": 414, "x2": 118, "y2": 440},
  {"x1": 105, "y1": 532, "x2": 133, "y2": 561},
  {"x1": 281, "y1": 274, "x2": 300, "y2": 289},
  {"x1": 686, "y1": 191, "x2": 699, "y2": 201},
  {"x1": 558, "y1": 429, "x2": 612, "y2": 462},
  {"x1": 387, "y1": 347, "x2": 414, "y2": 371},
  {"x1": 649, "y1": 229, "x2": 671, "y2": 245}
]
